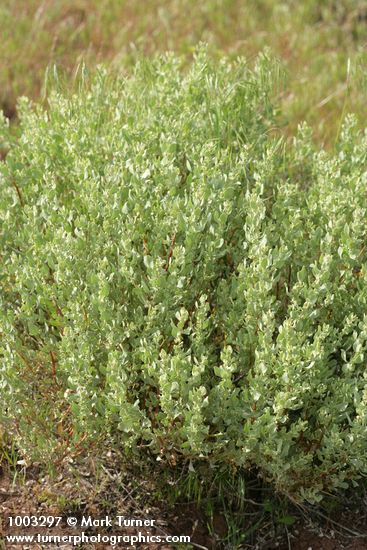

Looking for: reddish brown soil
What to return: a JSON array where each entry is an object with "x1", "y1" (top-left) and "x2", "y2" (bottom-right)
[
  {"x1": 1, "y1": 461, "x2": 367, "y2": 550},
  {"x1": 290, "y1": 529, "x2": 367, "y2": 550}
]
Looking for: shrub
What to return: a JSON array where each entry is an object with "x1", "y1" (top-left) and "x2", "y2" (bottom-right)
[{"x1": 1, "y1": 50, "x2": 367, "y2": 502}]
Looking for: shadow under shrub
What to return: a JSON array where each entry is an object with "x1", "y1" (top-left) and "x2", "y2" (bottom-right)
[{"x1": 1, "y1": 49, "x2": 367, "y2": 503}]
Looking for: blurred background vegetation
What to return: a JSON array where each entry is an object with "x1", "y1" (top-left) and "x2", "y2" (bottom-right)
[{"x1": 1, "y1": 0, "x2": 367, "y2": 144}]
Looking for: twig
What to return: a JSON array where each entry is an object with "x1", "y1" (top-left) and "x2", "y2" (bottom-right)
[
  {"x1": 286, "y1": 526, "x2": 292, "y2": 550},
  {"x1": 310, "y1": 508, "x2": 367, "y2": 538},
  {"x1": 190, "y1": 543, "x2": 209, "y2": 550},
  {"x1": 165, "y1": 232, "x2": 176, "y2": 271},
  {"x1": 317, "y1": 83, "x2": 347, "y2": 109},
  {"x1": 11, "y1": 179, "x2": 24, "y2": 206},
  {"x1": 50, "y1": 350, "x2": 59, "y2": 384}
]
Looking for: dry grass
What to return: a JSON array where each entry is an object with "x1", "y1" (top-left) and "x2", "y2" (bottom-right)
[{"x1": 1, "y1": 0, "x2": 367, "y2": 144}]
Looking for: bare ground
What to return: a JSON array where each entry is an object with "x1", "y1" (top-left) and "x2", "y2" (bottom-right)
[{"x1": 1, "y1": 457, "x2": 367, "y2": 550}]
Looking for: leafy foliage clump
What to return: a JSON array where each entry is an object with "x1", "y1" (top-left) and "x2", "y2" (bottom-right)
[{"x1": 1, "y1": 50, "x2": 367, "y2": 502}]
